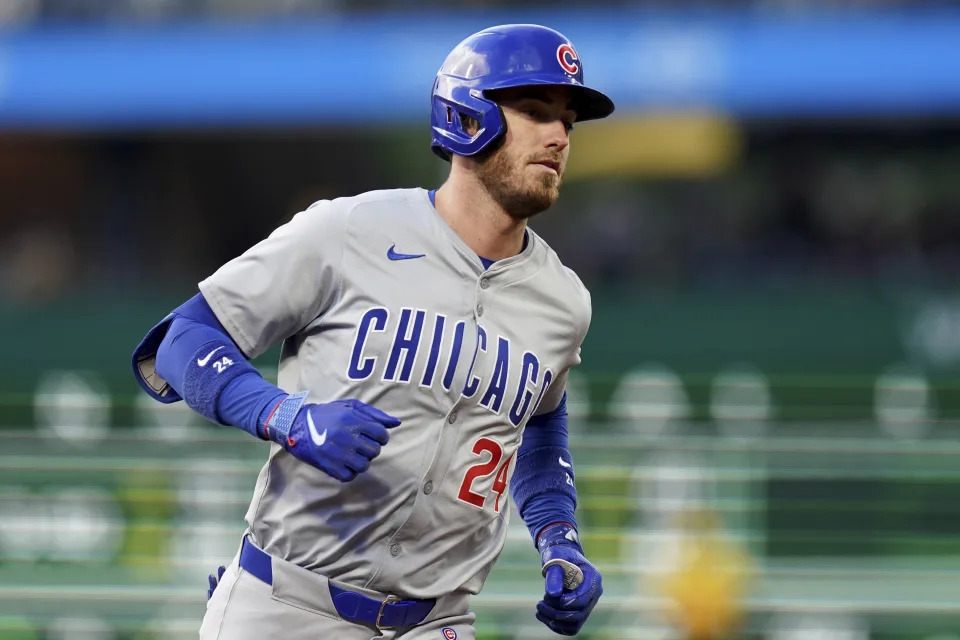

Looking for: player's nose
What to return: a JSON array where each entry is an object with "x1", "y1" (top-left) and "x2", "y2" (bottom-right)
[{"x1": 543, "y1": 120, "x2": 570, "y2": 151}]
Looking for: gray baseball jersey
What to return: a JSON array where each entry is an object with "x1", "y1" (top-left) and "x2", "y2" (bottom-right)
[{"x1": 199, "y1": 187, "x2": 590, "y2": 599}]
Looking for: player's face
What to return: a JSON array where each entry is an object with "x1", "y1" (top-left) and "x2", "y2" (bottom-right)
[{"x1": 476, "y1": 86, "x2": 576, "y2": 220}]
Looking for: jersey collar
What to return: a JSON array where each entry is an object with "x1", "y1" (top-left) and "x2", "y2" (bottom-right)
[{"x1": 417, "y1": 188, "x2": 541, "y2": 281}]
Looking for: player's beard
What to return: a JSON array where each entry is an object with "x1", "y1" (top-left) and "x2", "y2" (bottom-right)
[{"x1": 475, "y1": 144, "x2": 563, "y2": 221}]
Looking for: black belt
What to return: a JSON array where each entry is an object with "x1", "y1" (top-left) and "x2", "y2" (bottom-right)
[{"x1": 239, "y1": 536, "x2": 435, "y2": 629}]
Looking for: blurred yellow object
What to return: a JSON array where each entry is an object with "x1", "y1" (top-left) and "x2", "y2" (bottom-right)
[
  {"x1": 659, "y1": 510, "x2": 752, "y2": 640},
  {"x1": 116, "y1": 468, "x2": 178, "y2": 579},
  {"x1": 564, "y1": 111, "x2": 741, "y2": 178}
]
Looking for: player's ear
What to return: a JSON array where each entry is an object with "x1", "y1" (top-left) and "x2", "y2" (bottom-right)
[{"x1": 459, "y1": 114, "x2": 480, "y2": 135}]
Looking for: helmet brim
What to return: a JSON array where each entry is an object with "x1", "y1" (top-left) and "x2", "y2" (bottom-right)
[
  {"x1": 570, "y1": 86, "x2": 615, "y2": 122},
  {"x1": 483, "y1": 80, "x2": 614, "y2": 123}
]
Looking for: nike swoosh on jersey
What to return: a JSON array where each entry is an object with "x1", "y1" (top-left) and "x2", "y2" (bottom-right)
[
  {"x1": 197, "y1": 346, "x2": 224, "y2": 367},
  {"x1": 307, "y1": 411, "x2": 327, "y2": 446},
  {"x1": 558, "y1": 456, "x2": 572, "y2": 469},
  {"x1": 387, "y1": 244, "x2": 426, "y2": 261}
]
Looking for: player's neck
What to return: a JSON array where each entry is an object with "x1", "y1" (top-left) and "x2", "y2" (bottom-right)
[{"x1": 434, "y1": 175, "x2": 527, "y2": 262}]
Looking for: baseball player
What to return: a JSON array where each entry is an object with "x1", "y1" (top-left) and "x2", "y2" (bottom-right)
[{"x1": 132, "y1": 24, "x2": 614, "y2": 639}]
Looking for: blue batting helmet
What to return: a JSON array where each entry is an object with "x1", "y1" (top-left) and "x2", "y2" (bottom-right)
[{"x1": 430, "y1": 24, "x2": 615, "y2": 161}]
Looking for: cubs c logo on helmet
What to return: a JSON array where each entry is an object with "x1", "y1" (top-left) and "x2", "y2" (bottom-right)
[
  {"x1": 442, "y1": 628, "x2": 458, "y2": 640},
  {"x1": 556, "y1": 43, "x2": 580, "y2": 75}
]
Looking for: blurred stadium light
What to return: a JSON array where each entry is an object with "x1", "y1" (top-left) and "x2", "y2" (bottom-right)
[
  {"x1": 33, "y1": 370, "x2": 111, "y2": 445},
  {"x1": 608, "y1": 364, "x2": 691, "y2": 438},
  {"x1": 767, "y1": 612, "x2": 870, "y2": 640},
  {"x1": 710, "y1": 363, "x2": 773, "y2": 440},
  {"x1": 873, "y1": 364, "x2": 933, "y2": 440},
  {"x1": 46, "y1": 616, "x2": 117, "y2": 640}
]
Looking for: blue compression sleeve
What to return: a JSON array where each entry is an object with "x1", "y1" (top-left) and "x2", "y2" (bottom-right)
[
  {"x1": 153, "y1": 294, "x2": 286, "y2": 438},
  {"x1": 219, "y1": 374, "x2": 286, "y2": 438},
  {"x1": 172, "y1": 293, "x2": 236, "y2": 342},
  {"x1": 511, "y1": 394, "x2": 579, "y2": 546}
]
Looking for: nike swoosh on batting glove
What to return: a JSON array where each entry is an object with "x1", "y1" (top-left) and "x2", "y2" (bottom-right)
[
  {"x1": 536, "y1": 522, "x2": 603, "y2": 636},
  {"x1": 263, "y1": 395, "x2": 401, "y2": 482}
]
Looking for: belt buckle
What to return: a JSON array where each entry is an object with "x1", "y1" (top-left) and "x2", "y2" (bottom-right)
[{"x1": 376, "y1": 595, "x2": 399, "y2": 629}]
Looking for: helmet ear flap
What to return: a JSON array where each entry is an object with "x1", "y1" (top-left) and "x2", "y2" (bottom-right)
[
  {"x1": 472, "y1": 102, "x2": 508, "y2": 160},
  {"x1": 430, "y1": 87, "x2": 506, "y2": 161}
]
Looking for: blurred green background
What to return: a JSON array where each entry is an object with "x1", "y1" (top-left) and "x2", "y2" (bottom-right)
[{"x1": 2, "y1": 2, "x2": 960, "y2": 639}]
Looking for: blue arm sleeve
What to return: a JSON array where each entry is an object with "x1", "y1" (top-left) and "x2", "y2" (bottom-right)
[
  {"x1": 148, "y1": 293, "x2": 286, "y2": 438},
  {"x1": 510, "y1": 393, "x2": 579, "y2": 546},
  {"x1": 171, "y1": 293, "x2": 236, "y2": 342}
]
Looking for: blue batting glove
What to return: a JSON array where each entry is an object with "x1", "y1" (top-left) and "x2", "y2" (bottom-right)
[
  {"x1": 263, "y1": 395, "x2": 401, "y2": 482},
  {"x1": 536, "y1": 522, "x2": 603, "y2": 636},
  {"x1": 207, "y1": 565, "x2": 225, "y2": 600}
]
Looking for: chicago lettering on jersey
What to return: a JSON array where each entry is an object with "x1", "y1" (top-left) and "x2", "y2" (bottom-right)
[{"x1": 347, "y1": 306, "x2": 552, "y2": 426}]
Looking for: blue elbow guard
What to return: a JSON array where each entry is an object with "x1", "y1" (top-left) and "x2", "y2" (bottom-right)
[
  {"x1": 132, "y1": 314, "x2": 183, "y2": 403},
  {"x1": 169, "y1": 339, "x2": 257, "y2": 425}
]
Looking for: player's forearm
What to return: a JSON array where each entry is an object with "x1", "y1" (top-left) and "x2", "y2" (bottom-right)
[
  {"x1": 513, "y1": 445, "x2": 579, "y2": 543},
  {"x1": 218, "y1": 373, "x2": 287, "y2": 439},
  {"x1": 511, "y1": 394, "x2": 580, "y2": 546},
  {"x1": 154, "y1": 314, "x2": 284, "y2": 439},
  {"x1": 519, "y1": 491, "x2": 578, "y2": 542}
]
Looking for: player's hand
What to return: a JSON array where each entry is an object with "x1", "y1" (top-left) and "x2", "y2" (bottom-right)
[
  {"x1": 281, "y1": 399, "x2": 401, "y2": 482},
  {"x1": 536, "y1": 523, "x2": 603, "y2": 636},
  {"x1": 207, "y1": 565, "x2": 226, "y2": 600}
]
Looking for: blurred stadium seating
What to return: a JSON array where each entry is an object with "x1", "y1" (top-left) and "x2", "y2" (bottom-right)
[{"x1": 2, "y1": 3, "x2": 960, "y2": 639}]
